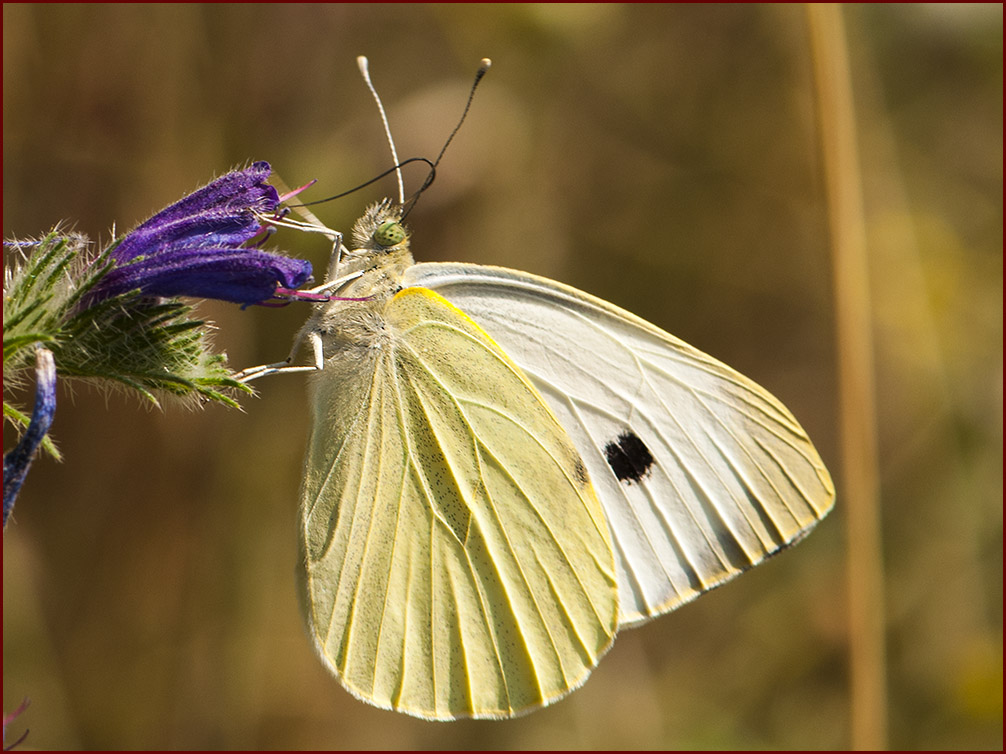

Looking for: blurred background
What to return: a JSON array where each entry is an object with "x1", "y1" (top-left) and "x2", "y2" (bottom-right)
[{"x1": 3, "y1": 4, "x2": 1001, "y2": 749}]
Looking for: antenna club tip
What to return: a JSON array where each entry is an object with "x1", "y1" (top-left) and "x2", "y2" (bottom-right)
[
  {"x1": 357, "y1": 55, "x2": 369, "y2": 72},
  {"x1": 475, "y1": 58, "x2": 492, "y2": 83}
]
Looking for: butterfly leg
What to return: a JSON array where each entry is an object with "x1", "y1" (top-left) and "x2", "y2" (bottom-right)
[
  {"x1": 234, "y1": 233, "x2": 359, "y2": 383},
  {"x1": 306, "y1": 269, "x2": 364, "y2": 297},
  {"x1": 233, "y1": 330, "x2": 325, "y2": 383},
  {"x1": 292, "y1": 234, "x2": 369, "y2": 299}
]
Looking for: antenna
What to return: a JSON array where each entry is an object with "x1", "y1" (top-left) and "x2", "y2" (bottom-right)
[
  {"x1": 405, "y1": 57, "x2": 492, "y2": 215},
  {"x1": 292, "y1": 58, "x2": 492, "y2": 214},
  {"x1": 357, "y1": 55, "x2": 405, "y2": 205},
  {"x1": 432, "y1": 58, "x2": 491, "y2": 173},
  {"x1": 292, "y1": 158, "x2": 434, "y2": 209}
]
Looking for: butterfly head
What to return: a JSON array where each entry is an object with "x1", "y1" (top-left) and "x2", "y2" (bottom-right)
[
  {"x1": 321, "y1": 198, "x2": 413, "y2": 298},
  {"x1": 350, "y1": 199, "x2": 410, "y2": 257}
]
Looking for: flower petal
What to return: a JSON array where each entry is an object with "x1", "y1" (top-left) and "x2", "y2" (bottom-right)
[
  {"x1": 95, "y1": 247, "x2": 312, "y2": 304},
  {"x1": 3, "y1": 346, "x2": 57, "y2": 527},
  {"x1": 111, "y1": 208, "x2": 263, "y2": 262},
  {"x1": 113, "y1": 162, "x2": 279, "y2": 262},
  {"x1": 87, "y1": 162, "x2": 314, "y2": 305}
]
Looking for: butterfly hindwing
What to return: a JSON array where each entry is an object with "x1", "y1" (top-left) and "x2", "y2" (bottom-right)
[
  {"x1": 403, "y1": 263, "x2": 836, "y2": 627},
  {"x1": 299, "y1": 285, "x2": 618, "y2": 720}
]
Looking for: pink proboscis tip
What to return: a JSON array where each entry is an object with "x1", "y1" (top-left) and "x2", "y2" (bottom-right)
[
  {"x1": 256, "y1": 287, "x2": 375, "y2": 307},
  {"x1": 279, "y1": 179, "x2": 318, "y2": 204}
]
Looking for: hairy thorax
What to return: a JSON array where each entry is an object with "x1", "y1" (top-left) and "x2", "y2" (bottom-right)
[{"x1": 305, "y1": 249, "x2": 414, "y2": 359}]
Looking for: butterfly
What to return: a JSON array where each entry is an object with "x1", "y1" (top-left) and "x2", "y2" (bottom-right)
[
  {"x1": 239, "y1": 57, "x2": 835, "y2": 721},
  {"x1": 240, "y1": 197, "x2": 835, "y2": 721}
]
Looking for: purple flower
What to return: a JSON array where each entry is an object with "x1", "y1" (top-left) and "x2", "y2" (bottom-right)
[
  {"x1": 3, "y1": 347, "x2": 57, "y2": 528},
  {"x1": 90, "y1": 162, "x2": 312, "y2": 305}
]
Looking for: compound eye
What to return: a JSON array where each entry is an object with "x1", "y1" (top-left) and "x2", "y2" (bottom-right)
[{"x1": 374, "y1": 220, "x2": 406, "y2": 247}]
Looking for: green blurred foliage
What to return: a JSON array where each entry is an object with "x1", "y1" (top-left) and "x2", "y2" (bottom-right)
[{"x1": 3, "y1": 3, "x2": 1001, "y2": 749}]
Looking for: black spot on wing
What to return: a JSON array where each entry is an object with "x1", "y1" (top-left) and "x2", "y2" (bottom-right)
[
  {"x1": 573, "y1": 456, "x2": 591, "y2": 489},
  {"x1": 604, "y1": 431, "x2": 655, "y2": 485}
]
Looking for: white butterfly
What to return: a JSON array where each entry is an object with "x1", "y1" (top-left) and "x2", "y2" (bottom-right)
[
  {"x1": 237, "y1": 56, "x2": 834, "y2": 721},
  {"x1": 240, "y1": 198, "x2": 834, "y2": 721}
]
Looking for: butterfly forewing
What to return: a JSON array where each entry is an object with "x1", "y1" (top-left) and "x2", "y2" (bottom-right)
[
  {"x1": 403, "y1": 263, "x2": 835, "y2": 627},
  {"x1": 299, "y1": 285, "x2": 618, "y2": 720}
]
